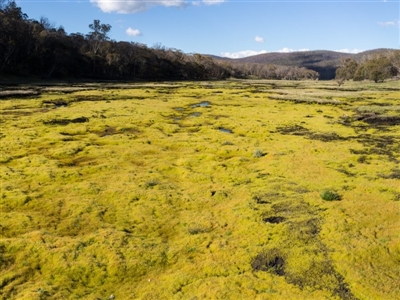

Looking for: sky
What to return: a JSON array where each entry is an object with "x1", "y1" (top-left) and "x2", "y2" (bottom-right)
[{"x1": 15, "y1": 0, "x2": 400, "y2": 58}]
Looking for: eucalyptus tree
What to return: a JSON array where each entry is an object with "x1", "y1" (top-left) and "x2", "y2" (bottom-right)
[{"x1": 86, "y1": 19, "x2": 111, "y2": 57}]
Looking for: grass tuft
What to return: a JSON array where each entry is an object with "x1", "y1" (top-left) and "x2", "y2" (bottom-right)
[{"x1": 252, "y1": 149, "x2": 265, "y2": 158}]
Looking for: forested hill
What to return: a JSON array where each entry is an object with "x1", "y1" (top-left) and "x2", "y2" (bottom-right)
[
  {"x1": 0, "y1": 1, "x2": 233, "y2": 81},
  {"x1": 0, "y1": 1, "x2": 399, "y2": 81},
  {"x1": 235, "y1": 50, "x2": 349, "y2": 80},
  {"x1": 210, "y1": 49, "x2": 399, "y2": 80}
]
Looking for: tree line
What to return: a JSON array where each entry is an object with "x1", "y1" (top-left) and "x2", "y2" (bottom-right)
[
  {"x1": 1, "y1": 1, "x2": 398, "y2": 82},
  {"x1": 335, "y1": 52, "x2": 400, "y2": 84},
  {"x1": 0, "y1": 1, "x2": 320, "y2": 81}
]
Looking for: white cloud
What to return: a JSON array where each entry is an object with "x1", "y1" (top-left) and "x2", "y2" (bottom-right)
[
  {"x1": 378, "y1": 21, "x2": 395, "y2": 26},
  {"x1": 90, "y1": 0, "x2": 226, "y2": 13},
  {"x1": 378, "y1": 20, "x2": 400, "y2": 27},
  {"x1": 278, "y1": 47, "x2": 294, "y2": 53},
  {"x1": 335, "y1": 49, "x2": 363, "y2": 54},
  {"x1": 255, "y1": 36, "x2": 265, "y2": 43},
  {"x1": 221, "y1": 48, "x2": 314, "y2": 58},
  {"x1": 202, "y1": 0, "x2": 226, "y2": 5},
  {"x1": 126, "y1": 27, "x2": 142, "y2": 37},
  {"x1": 277, "y1": 48, "x2": 310, "y2": 53},
  {"x1": 277, "y1": 48, "x2": 362, "y2": 54},
  {"x1": 221, "y1": 50, "x2": 267, "y2": 59},
  {"x1": 90, "y1": 0, "x2": 188, "y2": 14}
]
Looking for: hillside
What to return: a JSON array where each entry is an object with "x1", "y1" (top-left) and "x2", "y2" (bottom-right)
[
  {"x1": 238, "y1": 50, "x2": 348, "y2": 80},
  {"x1": 236, "y1": 50, "x2": 349, "y2": 65},
  {"x1": 209, "y1": 49, "x2": 398, "y2": 80}
]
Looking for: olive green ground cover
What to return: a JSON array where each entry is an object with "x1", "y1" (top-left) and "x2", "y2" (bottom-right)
[{"x1": 1, "y1": 80, "x2": 399, "y2": 299}]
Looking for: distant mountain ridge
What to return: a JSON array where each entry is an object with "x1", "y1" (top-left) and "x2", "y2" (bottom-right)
[{"x1": 208, "y1": 48, "x2": 397, "y2": 80}]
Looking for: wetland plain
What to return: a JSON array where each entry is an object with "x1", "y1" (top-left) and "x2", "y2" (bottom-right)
[{"x1": 1, "y1": 80, "x2": 399, "y2": 299}]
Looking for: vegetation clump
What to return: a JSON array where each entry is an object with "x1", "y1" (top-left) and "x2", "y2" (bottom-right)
[
  {"x1": 379, "y1": 169, "x2": 400, "y2": 179},
  {"x1": 335, "y1": 54, "x2": 399, "y2": 83},
  {"x1": 43, "y1": 117, "x2": 89, "y2": 125},
  {"x1": 320, "y1": 190, "x2": 342, "y2": 201},
  {"x1": 251, "y1": 249, "x2": 285, "y2": 275},
  {"x1": 252, "y1": 149, "x2": 265, "y2": 158},
  {"x1": 262, "y1": 216, "x2": 286, "y2": 224}
]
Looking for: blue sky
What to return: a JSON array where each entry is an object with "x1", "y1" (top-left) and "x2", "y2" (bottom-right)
[{"x1": 16, "y1": 0, "x2": 400, "y2": 58}]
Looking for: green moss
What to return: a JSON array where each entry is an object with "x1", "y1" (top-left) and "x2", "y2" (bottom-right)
[{"x1": 0, "y1": 80, "x2": 399, "y2": 299}]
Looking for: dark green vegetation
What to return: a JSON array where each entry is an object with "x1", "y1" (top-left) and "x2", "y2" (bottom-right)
[
  {"x1": 1, "y1": 1, "x2": 399, "y2": 81},
  {"x1": 336, "y1": 54, "x2": 400, "y2": 83},
  {"x1": 320, "y1": 190, "x2": 342, "y2": 201}
]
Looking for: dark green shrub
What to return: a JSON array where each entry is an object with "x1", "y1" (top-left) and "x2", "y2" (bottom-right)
[{"x1": 320, "y1": 190, "x2": 342, "y2": 201}]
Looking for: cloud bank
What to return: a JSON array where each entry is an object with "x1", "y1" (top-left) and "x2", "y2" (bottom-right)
[
  {"x1": 278, "y1": 47, "x2": 310, "y2": 53},
  {"x1": 90, "y1": 0, "x2": 225, "y2": 13},
  {"x1": 126, "y1": 27, "x2": 142, "y2": 37},
  {"x1": 335, "y1": 48, "x2": 363, "y2": 54},
  {"x1": 221, "y1": 48, "x2": 312, "y2": 58}
]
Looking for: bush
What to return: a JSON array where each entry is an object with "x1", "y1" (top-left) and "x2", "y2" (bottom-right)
[{"x1": 320, "y1": 190, "x2": 341, "y2": 201}]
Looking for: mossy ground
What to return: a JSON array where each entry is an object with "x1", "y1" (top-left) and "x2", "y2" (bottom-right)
[{"x1": 1, "y1": 80, "x2": 399, "y2": 299}]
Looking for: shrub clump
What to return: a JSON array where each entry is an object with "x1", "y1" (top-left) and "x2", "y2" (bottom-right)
[{"x1": 320, "y1": 190, "x2": 342, "y2": 201}]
